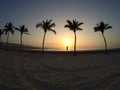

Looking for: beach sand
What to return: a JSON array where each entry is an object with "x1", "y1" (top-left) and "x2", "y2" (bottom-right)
[{"x1": 0, "y1": 49, "x2": 120, "y2": 90}]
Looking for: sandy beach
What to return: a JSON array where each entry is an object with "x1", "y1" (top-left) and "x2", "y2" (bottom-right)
[{"x1": 0, "y1": 49, "x2": 120, "y2": 90}]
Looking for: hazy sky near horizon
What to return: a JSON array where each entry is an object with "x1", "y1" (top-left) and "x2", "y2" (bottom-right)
[{"x1": 0, "y1": 0, "x2": 120, "y2": 50}]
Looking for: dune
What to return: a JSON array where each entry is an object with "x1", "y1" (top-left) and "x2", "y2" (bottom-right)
[{"x1": 0, "y1": 49, "x2": 120, "y2": 90}]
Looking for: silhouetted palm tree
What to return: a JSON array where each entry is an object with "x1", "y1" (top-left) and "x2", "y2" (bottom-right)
[
  {"x1": 36, "y1": 19, "x2": 56, "y2": 52},
  {"x1": 64, "y1": 19, "x2": 83, "y2": 54},
  {"x1": 15, "y1": 25, "x2": 29, "y2": 46},
  {"x1": 94, "y1": 21, "x2": 112, "y2": 54},
  {"x1": 0, "y1": 29, "x2": 3, "y2": 43},
  {"x1": 3, "y1": 22, "x2": 14, "y2": 44}
]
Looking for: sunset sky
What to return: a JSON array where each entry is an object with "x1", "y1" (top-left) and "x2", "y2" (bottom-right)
[{"x1": 0, "y1": 0, "x2": 120, "y2": 51}]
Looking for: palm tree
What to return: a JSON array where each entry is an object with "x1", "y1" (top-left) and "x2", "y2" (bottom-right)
[
  {"x1": 94, "y1": 21, "x2": 112, "y2": 54},
  {"x1": 3, "y1": 22, "x2": 14, "y2": 44},
  {"x1": 64, "y1": 19, "x2": 83, "y2": 54},
  {"x1": 15, "y1": 25, "x2": 29, "y2": 46},
  {"x1": 0, "y1": 29, "x2": 3, "y2": 43},
  {"x1": 36, "y1": 19, "x2": 56, "y2": 52}
]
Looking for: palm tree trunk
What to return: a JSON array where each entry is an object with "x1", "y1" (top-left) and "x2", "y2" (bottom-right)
[
  {"x1": 21, "y1": 34, "x2": 22, "y2": 46},
  {"x1": 7, "y1": 32, "x2": 9, "y2": 44},
  {"x1": 42, "y1": 32, "x2": 46, "y2": 53},
  {"x1": 74, "y1": 31, "x2": 77, "y2": 55},
  {"x1": 102, "y1": 34, "x2": 107, "y2": 54}
]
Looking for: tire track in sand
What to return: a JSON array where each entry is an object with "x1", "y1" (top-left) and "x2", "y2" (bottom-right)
[
  {"x1": 15, "y1": 59, "x2": 38, "y2": 90},
  {"x1": 15, "y1": 57, "x2": 64, "y2": 90}
]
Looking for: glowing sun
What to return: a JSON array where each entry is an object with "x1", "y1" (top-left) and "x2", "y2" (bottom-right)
[{"x1": 65, "y1": 41, "x2": 70, "y2": 46}]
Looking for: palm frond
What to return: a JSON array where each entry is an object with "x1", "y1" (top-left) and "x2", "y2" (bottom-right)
[
  {"x1": 73, "y1": 19, "x2": 76, "y2": 26},
  {"x1": 66, "y1": 20, "x2": 72, "y2": 26},
  {"x1": 36, "y1": 23, "x2": 42, "y2": 28},
  {"x1": 94, "y1": 27, "x2": 100, "y2": 32},
  {"x1": 77, "y1": 27, "x2": 83, "y2": 30},
  {"x1": 94, "y1": 21, "x2": 112, "y2": 34},
  {"x1": 64, "y1": 25, "x2": 70, "y2": 28},
  {"x1": 36, "y1": 19, "x2": 56, "y2": 34},
  {"x1": 65, "y1": 19, "x2": 83, "y2": 32},
  {"x1": 65, "y1": 20, "x2": 73, "y2": 30},
  {"x1": 105, "y1": 23, "x2": 108, "y2": 27},
  {"x1": 105, "y1": 26, "x2": 112, "y2": 30},
  {"x1": 3, "y1": 22, "x2": 15, "y2": 35},
  {"x1": 15, "y1": 27, "x2": 20, "y2": 32},
  {"x1": 48, "y1": 19, "x2": 52, "y2": 24},
  {"x1": 78, "y1": 22, "x2": 84, "y2": 26},
  {"x1": 49, "y1": 29, "x2": 56, "y2": 34},
  {"x1": 16, "y1": 25, "x2": 29, "y2": 35},
  {"x1": 49, "y1": 23, "x2": 56, "y2": 28}
]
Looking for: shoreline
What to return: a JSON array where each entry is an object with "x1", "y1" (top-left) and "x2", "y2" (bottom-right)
[{"x1": 0, "y1": 47, "x2": 120, "y2": 54}]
